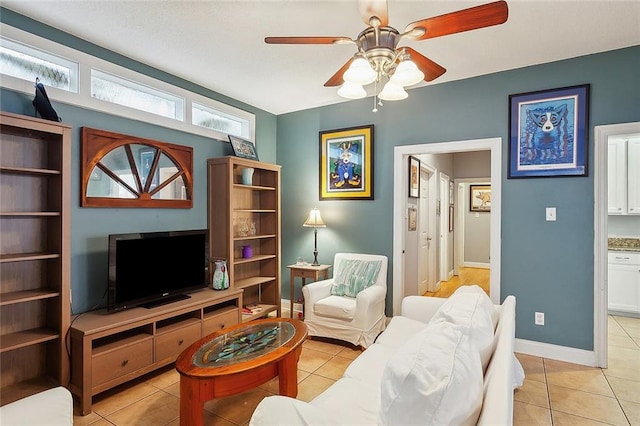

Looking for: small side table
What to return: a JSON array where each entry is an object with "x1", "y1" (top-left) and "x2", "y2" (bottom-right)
[{"x1": 287, "y1": 264, "x2": 331, "y2": 318}]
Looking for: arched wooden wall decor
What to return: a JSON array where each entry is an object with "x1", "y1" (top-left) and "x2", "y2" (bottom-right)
[{"x1": 81, "y1": 127, "x2": 193, "y2": 208}]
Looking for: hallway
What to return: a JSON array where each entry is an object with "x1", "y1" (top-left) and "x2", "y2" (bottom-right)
[{"x1": 422, "y1": 266, "x2": 490, "y2": 298}]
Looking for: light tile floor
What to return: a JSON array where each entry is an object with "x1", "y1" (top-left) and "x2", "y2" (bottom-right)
[{"x1": 74, "y1": 315, "x2": 640, "y2": 425}]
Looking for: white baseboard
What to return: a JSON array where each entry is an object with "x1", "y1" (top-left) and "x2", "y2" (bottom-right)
[
  {"x1": 463, "y1": 262, "x2": 490, "y2": 269},
  {"x1": 515, "y1": 338, "x2": 597, "y2": 367}
]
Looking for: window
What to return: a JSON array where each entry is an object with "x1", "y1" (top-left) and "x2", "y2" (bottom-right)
[
  {"x1": 0, "y1": 37, "x2": 78, "y2": 92},
  {"x1": 91, "y1": 69, "x2": 184, "y2": 121},
  {"x1": 192, "y1": 102, "x2": 250, "y2": 139}
]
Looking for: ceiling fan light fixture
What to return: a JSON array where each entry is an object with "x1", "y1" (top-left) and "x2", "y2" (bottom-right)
[
  {"x1": 337, "y1": 81, "x2": 367, "y2": 99},
  {"x1": 343, "y1": 57, "x2": 377, "y2": 85},
  {"x1": 390, "y1": 59, "x2": 425, "y2": 86},
  {"x1": 379, "y1": 81, "x2": 408, "y2": 101}
]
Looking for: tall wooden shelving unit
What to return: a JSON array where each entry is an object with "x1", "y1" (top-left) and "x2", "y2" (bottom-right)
[
  {"x1": 0, "y1": 112, "x2": 71, "y2": 404},
  {"x1": 208, "y1": 157, "x2": 281, "y2": 321}
]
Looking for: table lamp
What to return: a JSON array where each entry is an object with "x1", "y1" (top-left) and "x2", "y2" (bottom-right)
[{"x1": 303, "y1": 208, "x2": 326, "y2": 266}]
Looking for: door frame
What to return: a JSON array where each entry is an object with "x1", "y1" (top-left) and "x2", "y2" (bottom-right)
[
  {"x1": 593, "y1": 121, "x2": 640, "y2": 368},
  {"x1": 392, "y1": 137, "x2": 502, "y2": 315}
]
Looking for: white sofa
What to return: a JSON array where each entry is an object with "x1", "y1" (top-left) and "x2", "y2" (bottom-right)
[
  {"x1": 251, "y1": 286, "x2": 524, "y2": 425},
  {"x1": 0, "y1": 386, "x2": 73, "y2": 425}
]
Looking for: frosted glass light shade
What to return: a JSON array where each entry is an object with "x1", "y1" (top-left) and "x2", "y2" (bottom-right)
[
  {"x1": 343, "y1": 57, "x2": 377, "y2": 85},
  {"x1": 338, "y1": 81, "x2": 367, "y2": 99},
  {"x1": 390, "y1": 60, "x2": 424, "y2": 87},
  {"x1": 379, "y1": 82, "x2": 408, "y2": 101}
]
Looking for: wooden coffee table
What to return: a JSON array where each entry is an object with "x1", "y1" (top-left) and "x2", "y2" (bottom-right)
[{"x1": 175, "y1": 318, "x2": 308, "y2": 426}]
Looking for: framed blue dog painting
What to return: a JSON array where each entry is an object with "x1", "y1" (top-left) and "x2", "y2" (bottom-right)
[
  {"x1": 319, "y1": 125, "x2": 374, "y2": 200},
  {"x1": 508, "y1": 84, "x2": 590, "y2": 178}
]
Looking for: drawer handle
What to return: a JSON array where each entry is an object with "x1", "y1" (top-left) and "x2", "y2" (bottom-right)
[
  {"x1": 178, "y1": 339, "x2": 184, "y2": 346},
  {"x1": 121, "y1": 359, "x2": 128, "y2": 367},
  {"x1": 221, "y1": 324, "x2": 225, "y2": 329},
  {"x1": 615, "y1": 257, "x2": 630, "y2": 260}
]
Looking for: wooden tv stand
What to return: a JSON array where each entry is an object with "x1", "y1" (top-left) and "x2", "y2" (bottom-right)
[{"x1": 69, "y1": 288, "x2": 242, "y2": 415}]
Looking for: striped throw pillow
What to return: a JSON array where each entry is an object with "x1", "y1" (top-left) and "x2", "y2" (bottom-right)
[{"x1": 330, "y1": 259, "x2": 382, "y2": 298}]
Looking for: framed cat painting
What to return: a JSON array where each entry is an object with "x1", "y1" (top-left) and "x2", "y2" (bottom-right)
[{"x1": 508, "y1": 84, "x2": 590, "y2": 178}]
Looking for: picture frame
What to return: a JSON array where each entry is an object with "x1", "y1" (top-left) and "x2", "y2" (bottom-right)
[
  {"x1": 448, "y1": 205, "x2": 454, "y2": 232},
  {"x1": 449, "y1": 181, "x2": 454, "y2": 206},
  {"x1": 408, "y1": 206, "x2": 417, "y2": 231},
  {"x1": 470, "y1": 184, "x2": 491, "y2": 212},
  {"x1": 319, "y1": 125, "x2": 374, "y2": 200},
  {"x1": 139, "y1": 149, "x2": 159, "y2": 189},
  {"x1": 508, "y1": 84, "x2": 590, "y2": 178},
  {"x1": 229, "y1": 135, "x2": 259, "y2": 161},
  {"x1": 408, "y1": 156, "x2": 420, "y2": 198}
]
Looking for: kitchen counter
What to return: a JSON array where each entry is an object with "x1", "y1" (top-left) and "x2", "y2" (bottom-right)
[{"x1": 608, "y1": 237, "x2": 640, "y2": 252}]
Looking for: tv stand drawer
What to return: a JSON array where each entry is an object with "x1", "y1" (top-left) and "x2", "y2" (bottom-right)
[
  {"x1": 92, "y1": 339, "x2": 153, "y2": 386},
  {"x1": 203, "y1": 308, "x2": 239, "y2": 336},
  {"x1": 155, "y1": 322, "x2": 201, "y2": 363}
]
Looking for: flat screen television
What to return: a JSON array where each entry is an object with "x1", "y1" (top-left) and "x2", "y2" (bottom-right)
[{"x1": 107, "y1": 229, "x2": 208, "y2": 312}]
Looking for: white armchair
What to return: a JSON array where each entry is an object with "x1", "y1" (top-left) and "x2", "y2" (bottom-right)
[{"x1": 302, "y1": 253, "x2": 388, "y2": 348}]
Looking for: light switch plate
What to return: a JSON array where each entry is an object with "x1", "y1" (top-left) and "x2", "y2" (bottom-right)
[{"x1": 546, "y1": 207, "x2": 557, "y2": 221}]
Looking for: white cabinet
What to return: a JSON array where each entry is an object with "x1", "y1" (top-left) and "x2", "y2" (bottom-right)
[
  {"x1": 608, "y1": 137, "x2": 640, "y2": 215},
  {"x1": 608, "y1": 252, "x2": 640, "y2": 314},
  {"x1": 627, "y1": 138, "x2": 640, "y2": 213}
]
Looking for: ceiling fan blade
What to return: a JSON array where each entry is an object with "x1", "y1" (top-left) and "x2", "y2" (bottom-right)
[
  {"x1": 324, "y1": 58, "x2": 355, "y2": 87},
  {"x1": 404, "y1": 0, "x2": 508, "y2": 40},
  {"x1": 265, "y1": 36, "x2": 352, "y2": 45},
  {"x1": 403, "y1": 47, "x2": 446, "y2": 82},
  {"x1": 358, "y1": 0, "x2": 389, "y2": 27}
]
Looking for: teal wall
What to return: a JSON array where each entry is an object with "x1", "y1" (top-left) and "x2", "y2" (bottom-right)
[
  {"x1": 0, "y1": 9, "x2": 278, "y2": 313},
  {"x1": 277, "y1": 46, "x2": 640, "y2": 350}
]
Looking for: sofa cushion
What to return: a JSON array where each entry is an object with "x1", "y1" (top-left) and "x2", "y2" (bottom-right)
[
  {"x1": 330, "y1": 259, "x2": 382, "y2": 297},
  {"x1": 343, "y1": 343, "x2": 397, "y2": 384},
  {"x1": 379, "y1": 321, "x2": 483, "y2": 426},
  {"x1": 429, "y1": 284, "x2": 496, "y2": 371},
  {"x1": 311, "y1": 377, "x2": 381, "y2": 425},
  {"x1": 374, "y1": 315, "x2": 427, "y2": 348},
  {"x1": 314, "y1": 295, "x2": 357, "y2": 319},
  {"x1": 0, "y1": 386, "x2": 73, "y2": 425}
]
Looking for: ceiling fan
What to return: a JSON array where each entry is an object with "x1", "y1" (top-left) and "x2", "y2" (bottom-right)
[{"x1": 265, "y1": 0, "x2": 508, "y2": 106}]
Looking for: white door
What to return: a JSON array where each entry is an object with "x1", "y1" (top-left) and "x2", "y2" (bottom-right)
[
  {"x1": 418, "y1": 168, "x2": 433, "y2": 294},
  {"x1": 439, "y1": 173, "x2": 450, "y2": 282}
]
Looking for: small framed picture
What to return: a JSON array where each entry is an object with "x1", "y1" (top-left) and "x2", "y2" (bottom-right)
[
  {"x1": 408, "y1": 205, "x2": 417, "y2": 231},
  {"x1": 408, "y1": 156, "x2": 420, "y2": 198},
  {"x1": 229, "y1": 135, "x2": 259, "y2": 161},
  {"x1": 470, "y1": 184, "x2": 491, "y2": 212},
  {"x1": 448, "y1": 205, "x2": 454, "y2": 232}
]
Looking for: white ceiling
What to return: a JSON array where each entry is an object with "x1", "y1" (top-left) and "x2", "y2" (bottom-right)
[{"x1": 2, "y1": 1, "x2": 639, "y2": 115}]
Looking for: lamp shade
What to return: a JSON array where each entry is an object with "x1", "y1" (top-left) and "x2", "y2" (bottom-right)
[
  {"x1": 343, "y1": 57, "x2": 377, "y2": 85},
  {"x1": 390, "y1": 59, "x2": 425, "y2": 87},
  {"x1": 379, "y1": 82, "x2": 408, "y2": 101},
  {"x1": 303, "y1": 208, "x2": 326, "y2": 228},
  {"x1": 337, "y1": 81, "x2": 367, "y2": 99}
]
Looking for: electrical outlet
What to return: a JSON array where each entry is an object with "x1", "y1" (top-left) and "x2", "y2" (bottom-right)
[{"x1": 535, "y1": 312, "x2": 545, "y2": 325}]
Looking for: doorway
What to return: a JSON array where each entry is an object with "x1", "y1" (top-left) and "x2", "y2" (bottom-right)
[
  {"x1": 593, "y1": 121, "x2": 640, "y2": 368},
  {"x1": 392, "y1": 137, "x2": 502, "y2": 315}
]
